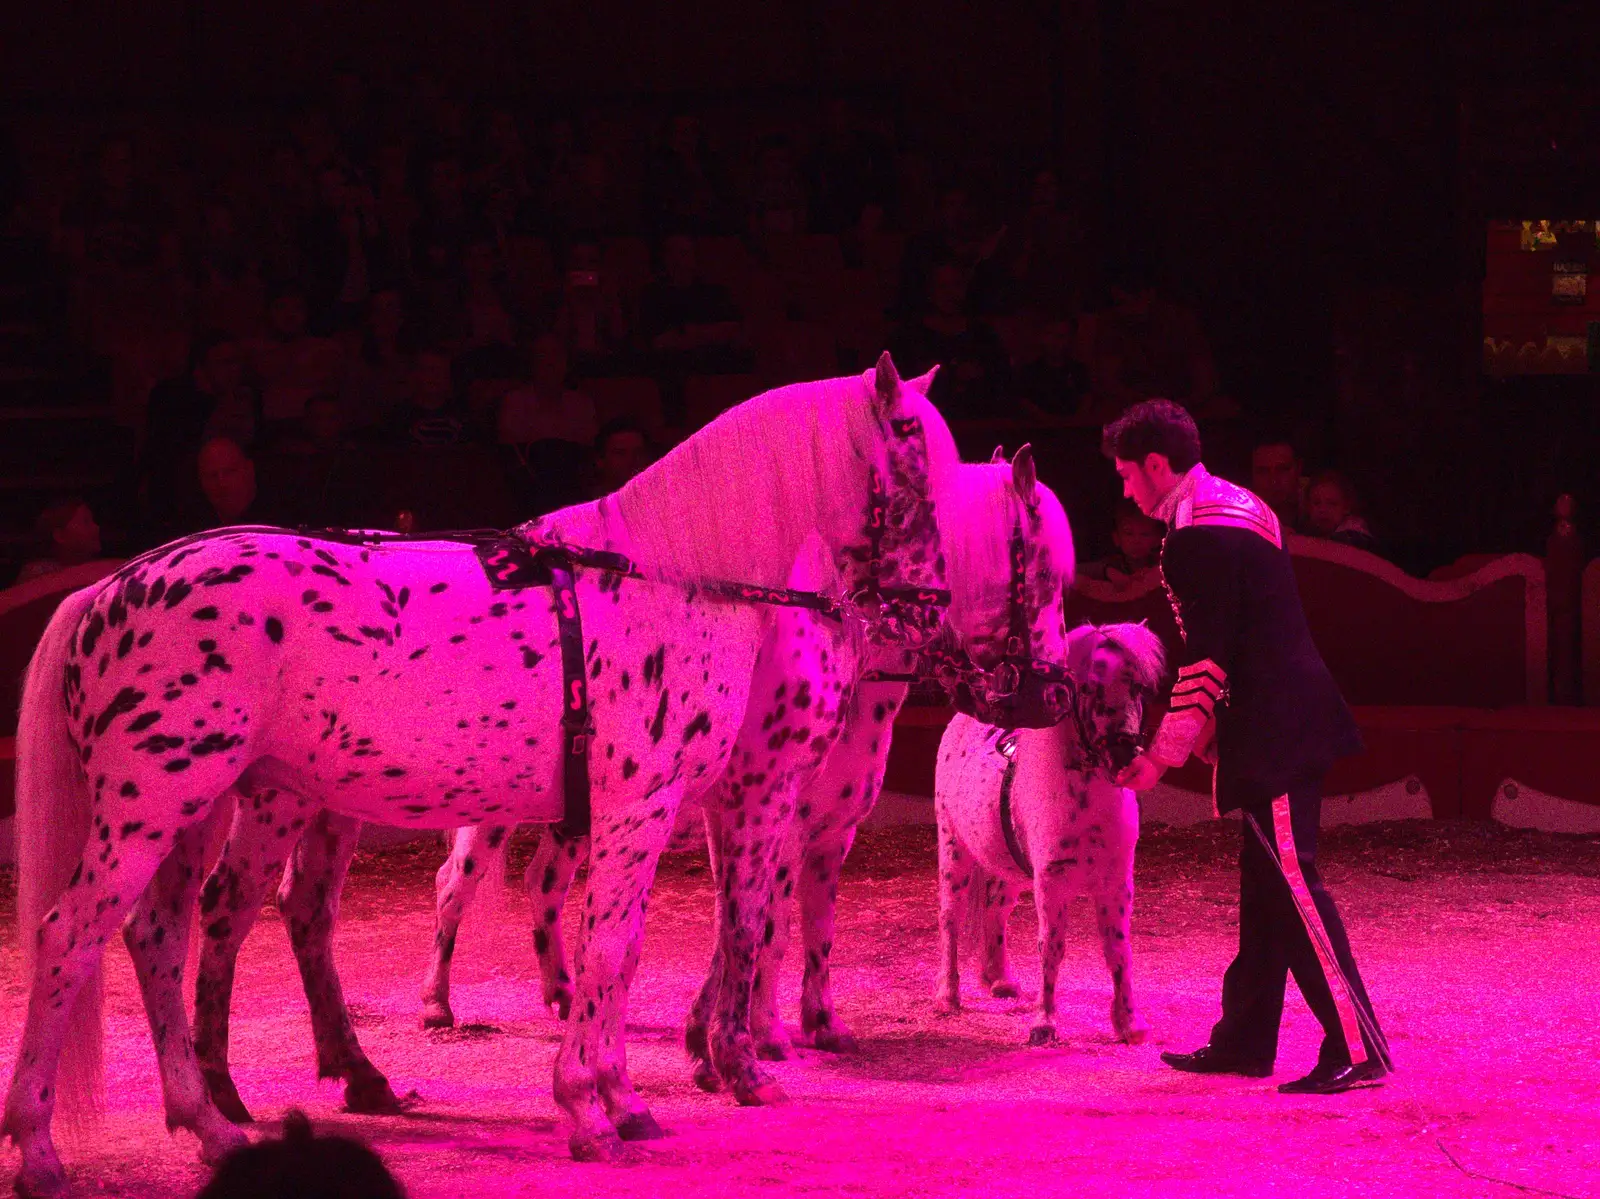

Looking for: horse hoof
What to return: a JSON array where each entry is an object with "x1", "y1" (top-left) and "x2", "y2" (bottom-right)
[
  {"x1": 684, "y1": 1023, "x2": 711, "y2": 1062},
  {"x1": 691, "y1": 1059, "x2": 723, "y2": 1094},
  {"x1": 1119, "y1": 1023, "x2": 1151, "y2": 1046},
  {"x1": 813, "y1": 1026, "x2": 859, "y2": 1054},
  {"x1": 1028, "y1": 1026, "x2": 1058, "y2": 1047},
  {"x1": 990, "y1": 980, "x2": 1020, "y2": 1000},
  {"x1": 203, "y1": 1069, "x2": 255, "y2": 1125},
  {"x1": 735, "y1": 1080, "x2": 790, "y2": 1107},
  {"x1": 343, "y1": 1074, "x2": 407, "y2": 1115},
  {"x1": 420, "y1": 1003, "x2": 455, "y2": 1030},
  {"x1": 614, "y1": 1110, "x2": 668, "y2": 1141},
  {"x1": 197, "y1": 1120, "x2": 250, "y2": 1166},
  {"x1": 546, "y1": 990, "x2": 573, "y2": 1022},
  {"x1": 569, "y1": 1130, "x2": 629, "y2": 1163},
  {"x1": 14, "y1": 1162, "x2": 69, "y2": 1199},
  {"x1": 933, "y1": 995, "x2": 960, "y2": 1016},
  {"x1": 755, "y1": 1038, "x2": 793, "y2": 1062}
]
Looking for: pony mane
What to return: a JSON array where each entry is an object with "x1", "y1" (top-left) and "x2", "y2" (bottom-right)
[
  {"x1": 544, "y1": 371, "x2": 957, "y2": 590},
  {"x1": 1068, "y1": 621, "x2": 1167, "y2": 691},
  {"x1": 941, "y1": 469, "x2": 1074, "y2": 637}
]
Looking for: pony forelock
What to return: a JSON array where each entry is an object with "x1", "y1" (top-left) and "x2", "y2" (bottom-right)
[{"x1": 1068, "y1": 621, "x2": 1167, "y2": 692}]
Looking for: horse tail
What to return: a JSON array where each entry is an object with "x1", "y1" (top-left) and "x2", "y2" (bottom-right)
[{"x1": 15, "y1": 582, "x2": 107, "y2": 1129}]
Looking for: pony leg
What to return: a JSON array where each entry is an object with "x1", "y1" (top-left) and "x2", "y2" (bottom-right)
[
  {"x1": 1097, "y1": 878, "x2": 1149, "y2": 1045},
  {"x1": 554, "y1": 795, "x2": 681, "y2": 1160},
  {"x1": 796, "y1": 824, "x2": 861, "y2": 1052},
  {"x1": 1029, "y1": 871, "x2": 1073, "y2": 1046},
  {"x1": 123, "y1": 817, "x2": 250, "y2": 1162},
  {"x1": 420, "y1": 824, "x2": 512, "y2": 1029},
  {"x1": 4, "y1": 836, "x2": 178, "y2": 1199},
  {"x1": 750, "y1": 825, "x2": 803, "y2": 1060},
  {"x1": 684, "y1": 800, "x2": 727, "y2": 1093},
  {"x1": 523, "y1": 826, "x2": 588, "y2": 1020},
  {"x1": 933, "y1": 802, "x2": 974, "y2": 1014},
  {"x1": 193, "y1": 785, "x2": 318, "y2": 1123},
  {"x1": 707, "y1": 779, "x2": 797, "y2": 1107},
  {"x1": 277, "y1": 811, "x2": 403, "y2": 1114},
  {"x1": 979, "y1": 872, "x2": 1022, "y2": 999}
]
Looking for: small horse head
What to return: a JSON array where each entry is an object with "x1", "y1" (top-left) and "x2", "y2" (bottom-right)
[
  {"x1": 930, "y1": 446, "x2": 1077, "y2": 728},
  {"x1": 1063, "y1": 621, "x2": 1167, "y2": 773}
]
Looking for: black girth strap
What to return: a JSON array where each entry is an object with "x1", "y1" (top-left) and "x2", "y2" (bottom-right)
[
  {"x1": 996, "y1": 733, "x2": 1031, "y2": 875},
  {"x1": 548, "y1": 559, "x2": 595, "y2": 839}
]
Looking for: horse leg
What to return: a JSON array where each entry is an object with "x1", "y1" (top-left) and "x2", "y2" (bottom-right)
[
  {"x1": 5, "y1": 835, "x2": 187, "y2": 1198},
  {"x1": 796, "y1": 824, "x2": 861, "y2": 1052},
  {"x1": 420, "y1": 824, "x2": 512, "y2": 1029},
  {"x1": 933, "y1": 801, "x2": 975, "y2": 1014},
  {"x1": 1029, "y1": 872, "x2": 1073, "y2": 1046},
  {"x1": 1097, "y1": 878, "x2": 1149, "y2": 1045},
  {"x1": 554, "y1": 794, "x2": 681, "y2": 1160},
  {"x1": 684, "y1": 799, "x2": 727, "y2": 1093},
  {"x1": 523, "y1": 825, "x2": 588, "y2": 1020},
  {"x1": 277, "y1": 811, "x2": 404, "y2": 1114},
  {"x1": 979, "y1": 872, "x2": 1022, "y2": 999},
  {"x1": 123, "y1": 815, "x2": 252, "y2": 1162},
  {"x1": 193, "y1": 785, "x2": 317, "y2": 1124},
  {"x1": 707, "y1": 776, "x2": 797, "y2": 1107},
  {"x1": 751, "y1": 824, "x2": 803, "y2": 1060}
]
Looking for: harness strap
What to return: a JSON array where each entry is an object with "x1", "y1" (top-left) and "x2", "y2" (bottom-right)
[
  {"x1": 996, "y1": 733, "x2": 1031, "y2": 875},
  {"x1": 548, "y1": 558, "x2": 595, "y2": 839}
]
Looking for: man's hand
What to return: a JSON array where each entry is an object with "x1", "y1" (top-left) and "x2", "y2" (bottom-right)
[{"x1": 1116, "y1": 753, "x2": 1166, "y2": 792}]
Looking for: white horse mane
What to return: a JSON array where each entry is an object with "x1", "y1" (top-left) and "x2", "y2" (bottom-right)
[
  {"x1": 1067, "y1": 621, "x2": 1168, "y2": 692},
  {"x1": 941, "y1": 468, "x2": 1074, "y2": 638},
  {"x1": 543, "y1": 371, "x2": 957, "y2": 591}
]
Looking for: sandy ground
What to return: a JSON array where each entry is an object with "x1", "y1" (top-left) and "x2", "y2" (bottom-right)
[{"x1": 2, "y1": 819, "x2": 1599, "y2": 1199}]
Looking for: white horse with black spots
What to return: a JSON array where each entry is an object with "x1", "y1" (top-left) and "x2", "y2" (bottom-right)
[
  {"x1": 934, "y1": 622, "x2": 1165, "y2": 1046},
  {"x1": 3, "y1": 355, "x2": 954, "y2": 1196}
]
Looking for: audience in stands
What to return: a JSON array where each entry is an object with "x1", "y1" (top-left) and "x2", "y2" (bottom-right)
[
  {"x1": 1084, "y1": 262, "x2": 1220, "y2": 419},
  {"x1": 498, "y1": 334, "x2": 598, "y2": 448},
  {"x1": 1249, "y1": 435, "x2": 1306, "y2": 532},
  {"x1": 341, "y1": 287, "x2": 416, "y2": 433},
  {"x1": 638, "y1": 233, "x2": 744, "y2": 366},
  {"x1": 1305, "y1": 469, "x2": 1381, "y2": 554},
  {"x1": 642, "y1": 111, "x2": 732, "y2": 237},
  {"x1": 549, "y1": 233, "x2": 629, "y2": 369},
  {"x1": 197, "y1": 436, "x2": 279, "y2": 529},
  {"x1": 1081, "y1": 500, "x2": 1163, "y2": 590},
  {"x1": 15, "y1": 498, "x2": 103, "y2": 583},
  {"x1": 194, "y1": 1108, "x2": 404, "y2": 1199},
  {"x1": 1010, "y1": 310, "x2": 1090, "y2": 420},
  {"x1": 888, "y1": 259, "x2": 1010, "y2": 418},
  {"x1": 396, "y1": 348, "x2": 468, "y2": 447},
  {"x1": 250, "y1": 281, "x2": 345, "y2": 428},
  {"x1": 592, "y1": 418, "x2": 652, "y2": 498}
]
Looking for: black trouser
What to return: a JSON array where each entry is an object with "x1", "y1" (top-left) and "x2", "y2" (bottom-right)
[{"x1": 1210, "y1": 780, "x2": 1384, "y2": 1068}]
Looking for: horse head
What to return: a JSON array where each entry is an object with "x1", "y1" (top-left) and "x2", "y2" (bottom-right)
[{"x1": 1064, "y1": 621, "x2": 1167, "y2": 773}]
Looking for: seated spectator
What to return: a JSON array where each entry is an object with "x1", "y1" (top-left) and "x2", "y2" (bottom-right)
[
  {"x1": 191, "y1": 194, "x2": 264, "y2": 339},
  {"x1": 642, "y1": 111, "x2": 732, "y2": 236},
  {"x1": 1084, "y1": 261, "x2": 1220, "y2": 419},
  {"x1": 638, "y1": 233, "x2": 744, "y2": 364},
  {"x1": 250, "y1": 281, "x2": 345, "y2": 428},
  {"x1": 1081, "y1": 500, "x2": 1162, "y2": 590},
  {"x1": 458, "y1": 235, "x2": 520, "y2": 352},
  {"x1": 549, "y1": 233, "x2": 629, "y2": 369},
  {"x1": 746, "y1": 135, "x2": 808, "y2": 235},
  {"x1": 887, "y1": 259, "x2": 1010, "y2": 419},
  {"x1": 498, "y1": 334, "x2": 598, "y2": 448},
  {"x1": 141, "y1": 334, "x2": 262, "y2": 541},
  {"x1": 341, "y1": 288, "x2": 415, "y2": 434},
  {"x1": 1010, "y1": 310, "x2": 1089, "y2": 419},
  {"x1": 15, "y1": 498, "x2": 104, "y2": 584},
  {"x1": 1250, "y1": 435, "x2": 1306, "y2": 531},
  {"x1": 896, "y1": 185, "x2": 1004, "y2": 318},
  {"x1": 194, "y1": 1108, "x2": 403, "y2": 1199},
  {"x1": 197, "y1": 436, "x2": 283, "y2": 528},
  {"x1": 591, "y1": 418, "x2": 652, "y2": 497},
  {"x1": 272, "y1": 395, "x2": 370, "y2": 529},
  {"x1": 839, "y1": 199, "x2": 891, "y2": 270},
  {"x1": 393, "y1": 348, "x2": 467, "y2": 448},
  {"x1": 805, "y1": 95, "x2": 895, "y2": 235},
  {"x1": 299, "y1": 164, "x2": 390, "y2": 335},
  {"x1": 1305, "y1": 469, "x2": 1381, "y2": 554}
]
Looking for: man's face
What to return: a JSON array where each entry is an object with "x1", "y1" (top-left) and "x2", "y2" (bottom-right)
[
  {"x1": 269, "y1": 295, "x2": 308, "y2": 339},
  {"x1": 597, "y1": 431, "x2": 648, "y2": 491},
  {"x1": 198, "y1": 442, "x2": 256, "y2": 521},
  {"x1": 411, "y1": 355, "x2": 454, "y2": 409},
  {"x1": 1114, "y1": 456, "x2": 1170, "y2": 517},
  {"x1": 1251, "y1": 444, "x2": 1301, "y2": 515},
  {"x1": 198, "y1": 342, "x2": 243, "y2": 394}
]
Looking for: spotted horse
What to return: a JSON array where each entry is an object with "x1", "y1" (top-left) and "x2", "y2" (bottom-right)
[
  {"x1": 935, "y1": 622, "x2": 1166, "y2": 1046},
  {"x1": 402, "y1": 444, "x2": 1079, "y2": 1078},
  {"x1": 3, "y1": 355, "x2": 954, "y2": 1196}
]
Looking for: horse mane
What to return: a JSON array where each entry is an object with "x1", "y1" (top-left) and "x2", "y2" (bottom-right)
[
  {"x1": 544, "y1": 371, "x2": 957, "y2": 590},
  {"x1": 941, "y1": 470, "x2": 1074, "y2": 638},
  {"x1": 1067, "y1": 621, "x2": 1168, "y2": 692}
]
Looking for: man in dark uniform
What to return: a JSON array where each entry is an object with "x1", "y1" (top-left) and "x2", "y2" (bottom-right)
[{"x1": 1103, "y1": 399, "x2": 1389, "y2": 1094}]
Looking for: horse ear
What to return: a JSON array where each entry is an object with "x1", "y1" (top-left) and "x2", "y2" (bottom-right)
[
  {"x1": 1011, "y1": 443, "x2": 1038, "y2": 508},
  {"x1": 990, "y1": 445, "x2": 1006, "y2": 464},
  {"x1": 872, "y1": 351, "x2": 904, "y2": 412},
  {"x1": 907, "y1": 365, "x2": 939, "y2": 395}
]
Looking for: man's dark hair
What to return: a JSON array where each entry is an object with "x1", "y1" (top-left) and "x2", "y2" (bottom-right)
[
  {"x1": 195, "y1": 1109, "x2": 404, "y2": 1199},
  {"x1": 1250, "y1": 429, "x2": 1301, "y2": 460},
  {"x1": 1100, "y1": 399, "x2": 1202, "y2": 473},
  {"x1": 595, "y1": 416, "x2": 647, "y2": 457},
  {"x1": 189, "y1": 330, "x2": 234, "y2": 373}
]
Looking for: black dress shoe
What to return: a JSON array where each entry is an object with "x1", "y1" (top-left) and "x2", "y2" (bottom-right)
[
  {"x1": 1159, "y1": 1045, "x2": 1273, "y2": 1078},
  {"x1": 1278, "y1": 1058, "x2": 1387, "y2": 1094}
]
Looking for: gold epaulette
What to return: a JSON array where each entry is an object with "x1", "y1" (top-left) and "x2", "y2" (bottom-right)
[{"x1": 1171, "y1": 476, "x2": 1281, "y2": 548}]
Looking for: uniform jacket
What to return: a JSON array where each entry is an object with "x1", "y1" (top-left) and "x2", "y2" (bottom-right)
[{"x1": 1147, "y1": 465, "x2": 1362, "y2": 811}]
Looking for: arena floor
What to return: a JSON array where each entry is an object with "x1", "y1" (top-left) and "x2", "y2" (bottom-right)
[{"x1": 2, "y1": 820, "x2": 1598, "y2": 1198}]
